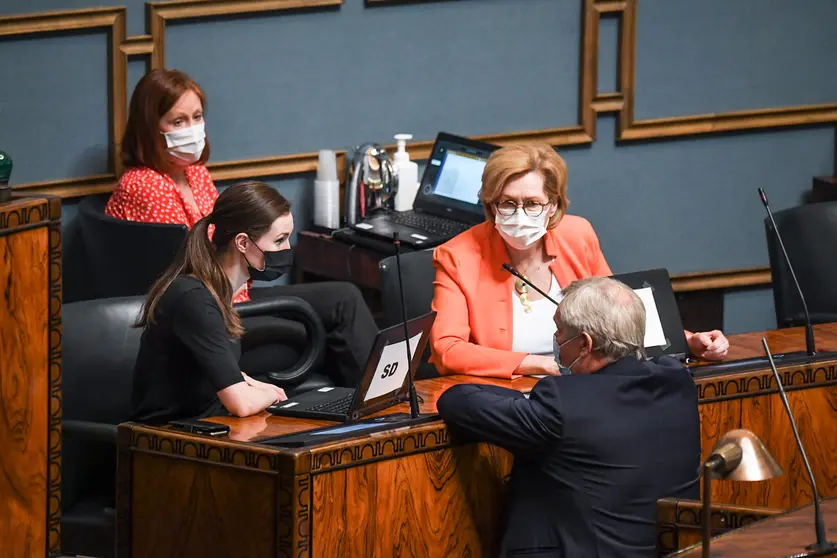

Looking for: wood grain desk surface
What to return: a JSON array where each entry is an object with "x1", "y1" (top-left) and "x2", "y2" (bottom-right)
[
  {"x1": 673, "y1": 497, "x2": 837, "y2": 557},
  {"x1": 119, "y1": 322, "x2": 837, "y2": 557},
  {"x1": 166, "y1": 322, "x2": 837, "y2": 446}
]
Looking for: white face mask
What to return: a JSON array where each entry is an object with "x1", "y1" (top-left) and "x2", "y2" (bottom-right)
[
  {"x1": 495, "y1": 208, "x2": 549, "y2": 250},
  {"x1": 161, "y1": 121, "x2": 206, "y2": 164}
]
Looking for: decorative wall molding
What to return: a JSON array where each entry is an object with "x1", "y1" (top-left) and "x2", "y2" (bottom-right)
[
  {"x1": 0, "y1": 7, "x2": 127, "y2": 195},
  {"x1": 3, "y1": 0, "x2": 831, "y2": 292},
  {"x1": 615, "y1": 3, "x2": 837, "y2": 141},
  {"x1": 146, "y1": 0, "x2": 344, "y2": 71},
  {"x1": 671, "y1": 266, "x2": 772, "y2": 292}
]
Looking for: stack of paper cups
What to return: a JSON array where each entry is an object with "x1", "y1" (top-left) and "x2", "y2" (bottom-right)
[{"x1": 313, "y1": 149, "x2": 340, "y2": 229}]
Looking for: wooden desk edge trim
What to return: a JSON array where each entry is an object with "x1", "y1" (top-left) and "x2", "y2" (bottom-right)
[
  {"x1": 657, "y1": 498, "x2": 784, "y2": 555},
  {"x1": 667, "y1": 497, "x2": 837, "y2": 557},
  {"x1": 695, "y1": 361, "x2": 837, "y2": 403},
  {"x1": 307, "y1": 422, "x2": 451, "y2": 473},
  {"x1": 121, "y1": 420, "x2": 458, "y2": 475}
]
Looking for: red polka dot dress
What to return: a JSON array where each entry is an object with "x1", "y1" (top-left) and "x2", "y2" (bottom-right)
[{"x1": 105, "y1": 164, "x2": 251, "y2": 303}]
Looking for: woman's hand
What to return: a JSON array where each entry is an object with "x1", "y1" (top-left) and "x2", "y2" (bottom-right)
[
  {"x1": 686, "y1": 330, "x2": 729, "y2": 361},
  {"x1": 242, "y1": 372, "x2": 287, "y2": 403},
  {"x1": 516, "y1": 355, "x2": 561, "y2": 376}
]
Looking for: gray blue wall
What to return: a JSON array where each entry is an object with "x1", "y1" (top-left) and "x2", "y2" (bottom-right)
[{"x1": 2, "y1": 0, "x2": 836, "y2": 333}]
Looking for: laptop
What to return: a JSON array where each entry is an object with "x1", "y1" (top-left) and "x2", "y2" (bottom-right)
[
  {"x1": 350, "y1": 132, "x2": 500, "y2": 248},
  {"x1": 267, "y1": 312, "x2": 436, "y2": 422}
]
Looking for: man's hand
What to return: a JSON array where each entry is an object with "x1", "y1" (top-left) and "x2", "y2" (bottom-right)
[{"x1": 687, "y1": 330, "x2": 729, "y2": 361}]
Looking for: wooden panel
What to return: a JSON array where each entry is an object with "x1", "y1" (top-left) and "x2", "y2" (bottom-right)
[
  {"x1": 656, "y1": 498, "x2": 783, "y2": 555},
  {"x1": 312, "y1": 443, "x2": 511, "y2": 558},
  {"x1": 127, "y1": 452, "x2": 278, "y2": 558},
  {"x1": 672, "y1": 497, "x2": 837, "y2": 557},
  {"x1": 699, "y1": 383, "x2": 837, "y2": 509},
  {"x1": 0, "y1": 218, "x2": 50, "y2": 557}
]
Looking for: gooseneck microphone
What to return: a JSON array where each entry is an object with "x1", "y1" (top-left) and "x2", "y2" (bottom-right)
[
  {"x1": 762, "y1": 337, "x2": 836, "y2": 553},
  {"x1": 758, "y1": 188, "x2": 815, "y2": 356},
  {"x1": 393, "y1": 232, "x2": 420, "y2": 419},
  {"x1": 502, "y1": 263, "x2": 561, "y2": 306}
]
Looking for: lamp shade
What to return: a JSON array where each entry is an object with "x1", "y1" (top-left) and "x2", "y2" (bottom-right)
[{"x1": 706, "y1": 429, "x2": 783, "y2": 481}]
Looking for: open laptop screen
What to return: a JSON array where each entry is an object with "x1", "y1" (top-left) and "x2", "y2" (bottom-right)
[
  {"x1": 413, "y1": 132, "x2": 499, "y2": 224},
  {"x1": 430, "y1": 150, "x2": 487, "y2": 205}
]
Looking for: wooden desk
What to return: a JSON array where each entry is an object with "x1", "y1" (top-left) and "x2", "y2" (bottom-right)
[
  {"x1": 293, "y1": 231, "x2": 386, "y2": 320},
  {"x1": 117, "y1": 326, "x2": 837, "y2": 558},
  {"x1": 117, "y1": 375, "x2": 537, "y2": 558},
  {"x1": 692, "y1": 323, "x2": 837, "y2": 510},
  {"x1": 672, "y1": 497, "x2": 837, "y2": 557},
  {"x1": 0, "y1": 196, "x2": 63, "y2": 557}
]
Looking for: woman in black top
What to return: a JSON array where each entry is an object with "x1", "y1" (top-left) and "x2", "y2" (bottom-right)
[{"x1": 132, "y1": 181, "x2": 295, "y2": 423}]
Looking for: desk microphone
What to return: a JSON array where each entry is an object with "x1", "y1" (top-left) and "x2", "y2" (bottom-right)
[
  {"x1": 502, "y1": 263, "x2": 561, "y2": 306},
  {"x1": 393, "y1": 232, "x2": 420, "y2": 419},
  {"x1": 762, "y1": 337, "x2": 836, "y2": 553},
  {"x1": 759, "y1": 188, "x2": 815, "y2": 356}
]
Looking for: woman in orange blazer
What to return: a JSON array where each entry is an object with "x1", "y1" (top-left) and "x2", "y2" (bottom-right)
[{"x1": 430, "y1": 143, "x2": 729, "y2": 378}]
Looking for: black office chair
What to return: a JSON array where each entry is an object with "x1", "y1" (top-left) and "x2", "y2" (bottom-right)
[
  {"x1": 765, "y1": 201, "x2": 837, "y2": 329},
  {"x1": 379, "y1": 249, "x2": 438, "y2": 378},
  {"x1": 75, "y1": 193, "x2": 332, "y2": 389},
  {"x1": 60, "y1": 295, "x2": 328, "y2": 557},
  {"x1": 61, "y1": 297, "x2": 143, "y2": 558},
  {"x1": 78, "y1": 194, "x2": 189, "y2": 299}
]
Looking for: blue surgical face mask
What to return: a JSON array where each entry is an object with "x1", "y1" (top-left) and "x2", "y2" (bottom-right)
[{"x1": 553, "y1": 334, "x2": 582, "y2": 375}]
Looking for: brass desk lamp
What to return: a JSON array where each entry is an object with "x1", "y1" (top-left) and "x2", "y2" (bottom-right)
[{"x1": 700, "y1": 429, "x2": 783, "y2": 557}]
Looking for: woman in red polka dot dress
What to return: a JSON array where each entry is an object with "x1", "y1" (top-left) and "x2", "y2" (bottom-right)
[{"x1": 105, "y1": 69, "x2": 377, "y2": 388}]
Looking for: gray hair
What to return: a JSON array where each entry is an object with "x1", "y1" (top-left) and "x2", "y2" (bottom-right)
[{"x1": 557, "y1": 276, "x2": 646, "y2": 361}]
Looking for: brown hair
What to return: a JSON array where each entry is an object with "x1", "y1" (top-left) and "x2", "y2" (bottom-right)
[
  {"x1": 479, "y1": 143, "x2": 569, "y2": 228},
  {"x1": 122, "y1": 68, "x2": 210, "y2": 173},
  {"x1": 136, "y1": 181, "x2": 292, "y2": 338}
]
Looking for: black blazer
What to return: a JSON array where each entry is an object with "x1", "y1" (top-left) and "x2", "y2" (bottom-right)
[{"x1": 437, "y1": 356, "x2": 701, "y2": 558}]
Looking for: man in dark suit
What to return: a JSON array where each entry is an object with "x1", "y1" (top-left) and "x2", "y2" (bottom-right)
[{"x1": 437, "y1": 276, "x2": 701, "y2": 558}]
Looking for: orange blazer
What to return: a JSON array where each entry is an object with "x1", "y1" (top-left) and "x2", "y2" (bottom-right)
[{"x1": 430, "y1": 217, "x2": 612, "y2": 379}]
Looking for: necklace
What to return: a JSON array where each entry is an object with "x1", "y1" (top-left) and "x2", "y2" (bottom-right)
[
  {"x1": 514, "y1": 276, "x2": 533, "y2": 313},
  {"x1": 513, "y1": 258, "x2": 554, "y2": 313}
]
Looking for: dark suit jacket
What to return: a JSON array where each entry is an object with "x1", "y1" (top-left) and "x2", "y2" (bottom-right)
[{"x1": 436, "y1": 355, "x2": 701, "y2": 558}]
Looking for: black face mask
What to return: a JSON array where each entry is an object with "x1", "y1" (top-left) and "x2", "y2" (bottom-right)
[{"x1": 246, "y1": 242, "x2": 294, "y2": 282}]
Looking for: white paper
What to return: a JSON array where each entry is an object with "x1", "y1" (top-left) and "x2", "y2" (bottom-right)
[
  {"x1": 317, "y1": 387, "x2": 334, "y2": 392},
  {"x1": 279, "y1": 401, "x2": 298, "y2": 409},
  {"x1": 635, "y1": 287, "x2": 667, "y2": 348},
  {"x1": 364, "y1": 333, "x2": 423, "y2": 402},
  {"x1": 355, "y1": 222, "x2": 373, "y2": 230}
]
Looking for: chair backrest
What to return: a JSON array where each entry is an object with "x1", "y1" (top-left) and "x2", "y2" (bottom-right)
[
  {"x1": 379, "y1": 249, "x2": 438, "y2": 378},
  {"x1": 765, "y1": 202, "x2": 837, "y2": 328},
  {"x1": 61, "y1": 296, "x2": 143, "y2": 527},
  {"x1": 78, "y1": 195, "x2": 188, "y2": 299},
  {"x1": 379, "y1": 249, "x2": 436, "y2": 327},
  {"x1": 62, "y1": 296, "x2": 145, "y2": 425}
]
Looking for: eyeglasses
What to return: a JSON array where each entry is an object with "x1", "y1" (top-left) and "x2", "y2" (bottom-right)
[{"x1": 493, "y1": 200, "x2": 551, "y2": 217}]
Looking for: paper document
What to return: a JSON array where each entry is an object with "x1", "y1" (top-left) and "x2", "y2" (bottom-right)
[
  {"x1": 634, "y1": 287, "x2": 667, "y2": 348},
  {"x1": 364, "y1": 333, "x2": 423, "y2": 402}
]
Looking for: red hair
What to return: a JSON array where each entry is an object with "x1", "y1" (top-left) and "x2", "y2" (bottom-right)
[{"x1": 121, "y1": 68, "x2": 210, "y2": 174}]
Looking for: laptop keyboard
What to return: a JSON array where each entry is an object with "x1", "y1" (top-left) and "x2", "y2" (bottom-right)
[
  {"x1": 389, "y1": 211, "x2": 471, "y2": 237},
  {"x1": 310, "y1": 393, "x2": 354, "y2": 414}
]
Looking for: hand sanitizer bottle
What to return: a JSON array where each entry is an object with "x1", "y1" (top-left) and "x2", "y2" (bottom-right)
[{"x1": 393, "y1": 134, "x2": 419, "y2": 212}]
